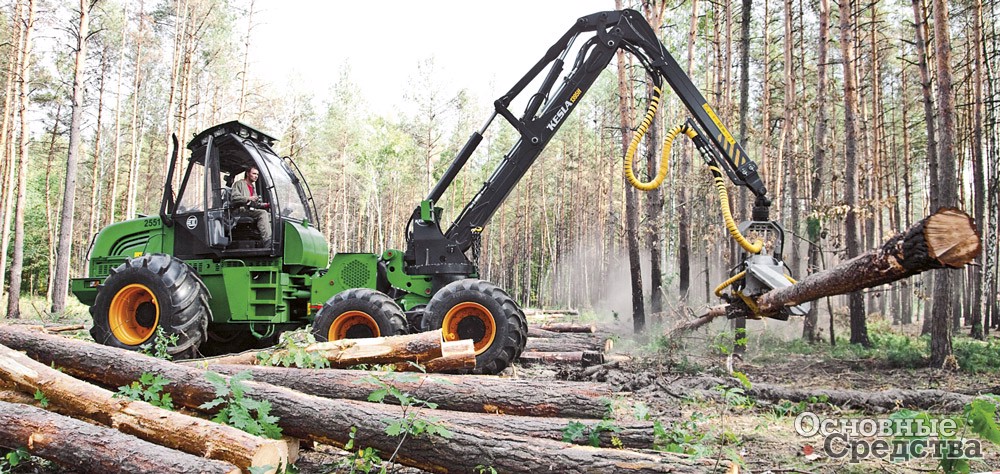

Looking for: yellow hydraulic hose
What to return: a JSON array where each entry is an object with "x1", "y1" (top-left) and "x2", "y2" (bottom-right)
[
  {"x1": 708, "y1": 165, "x2": 763, "y2": 255},
  {"x1": 714, "y1": 270, "x2": 746, "y2": 297},
  {"x1": 624, "y1": 88, "x2": 699, "y2": 191}
]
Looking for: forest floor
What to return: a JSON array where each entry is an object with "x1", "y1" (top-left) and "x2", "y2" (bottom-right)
[{"x1": 3, "y1": 301, "x2": 1000, "y2": 473}]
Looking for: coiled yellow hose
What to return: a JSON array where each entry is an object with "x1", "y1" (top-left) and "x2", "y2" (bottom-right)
[{"x1": 623, "y1": 88, "x2": 699, "y2": 191}]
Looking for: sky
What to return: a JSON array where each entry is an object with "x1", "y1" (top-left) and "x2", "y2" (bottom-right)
[{"x1": 250, "y1": 0, "x2": 616, "y2": 116}]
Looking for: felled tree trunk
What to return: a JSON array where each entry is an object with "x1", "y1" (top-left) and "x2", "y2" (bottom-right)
[
  {"x1": 205, "y1": 364, "x2": 612, "y2": 418},
  {"x1": 0, "y1": 327, "x2": 707, "y2": 473},
  {"x1": 185, "y1": 330, "x2": 450, "y2": 369},
  {"x1": 755, "y1": 207, "x2": 981, "y2": 316},
  {"x1": 535, "y1": 322, "x2": 597, "y2": 333},
  {"x1": 0, "y1": 342, "x2": 288, "y2": 472},
  {"x1": 525, "y1": 337, "x2": 609, "y2": 353},
  {"x1": 670, "y1": 208, "x2": 981, "y2": 330},
  {"x1": 519, "y1": 351, "x2": 605, "y2": 366},
  {"x1": 0, "y1": 401, "x2": 241, "y2": 474}
]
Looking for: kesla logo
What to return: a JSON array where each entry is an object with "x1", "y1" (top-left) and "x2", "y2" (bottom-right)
[
  {"x1": 186, "y1": 215, "x2": 198, "y2": 230},
  {"x1": 546, "y1": 88, "x2": 583, "y2": 131}
]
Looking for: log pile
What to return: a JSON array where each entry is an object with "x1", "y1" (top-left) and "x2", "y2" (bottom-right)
[
  {"x1": 0, "y1": 325, "x2": 722, "y2": 473},
  {"x1": 518, "y1": 313, "x2": 616, "y2": 367}
]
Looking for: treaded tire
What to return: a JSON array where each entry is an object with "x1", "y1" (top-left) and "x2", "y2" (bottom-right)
[
  {"x1": 421, "y1": 279, "x2": 528, "y2": 375},
  {"x1": 90, "y1": 254, "x2": 210, "y2": 359},
  {"x1": 311, "y1": 288, "x2": 407, "y2": 342}
]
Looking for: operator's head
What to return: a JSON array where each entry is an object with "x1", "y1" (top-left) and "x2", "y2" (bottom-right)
[{"x1": 246, "y1": 166, "x2": 259, "y2": 183}]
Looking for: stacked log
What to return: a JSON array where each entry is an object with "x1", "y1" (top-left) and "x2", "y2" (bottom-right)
[
  {"x1": 0, "y1": 325, "x2": 714, "y2": 473},
  {"x1": 0, "y1": 341, "x2": 288, "y2": 473},
  {"x1": 182, "y1": 330, "x2": 476, "y2": 372},
  {"x1": 519, "y1": 315, "x2": 615, "y2": 367}
]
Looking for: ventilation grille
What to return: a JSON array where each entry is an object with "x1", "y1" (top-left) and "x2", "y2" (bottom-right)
[{"x1": 340, "y1": 259, "x2": 370, "y2": 288}]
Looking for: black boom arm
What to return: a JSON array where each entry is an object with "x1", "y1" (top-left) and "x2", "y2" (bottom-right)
[{"x1": 404, "y1": 9, "x2": 770, "y2": 280}]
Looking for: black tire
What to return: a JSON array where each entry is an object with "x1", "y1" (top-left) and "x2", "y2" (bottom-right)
[
  {"x1": 421, "y1": 279, "x2": 528, "y2": 375},
  {"x1": 311, "y1": 288, "x2": 407, "y2": 342},
  {"x1": 90, "y1": 254, "x2": 210, "y2": 359}
]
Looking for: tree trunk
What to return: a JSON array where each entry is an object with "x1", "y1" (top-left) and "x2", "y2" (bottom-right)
[
  {"x1": 204, "y1": 364, "x2": 612, "y2": 419},
  {"x1": 185, "y1": 330, "x2": 453, "y2": 369},
  {"x1": 671, "y1": 209, "x2": 980, "y2": 324},
  {"x1": 525, "y1": 337, "x2": 610, "y2": 353},
  {"x1": 614, "y1": 1, "x2": 645, "y2": 334},
  {"x1": 754, "y1": 208, "x2": 980, "y2": 316},
  {"x1": 970, "y1": 0, "x2": 985, "y2": 339},
  {"x1": 519, "y1": 351, "x2": 605, "y2": 367},
  {"x1": 643, "y1": 2, "x2": 665, "y2": 317},
  {"x1": 0, "y1": 342, "x2": 288, "y2": 472},
  {"x1": 0, "y1": 0, "x2": 24, "y2": 300},
  {"x1": 51, "y1": 0, "x2": 91, "y2": 314},
  {"x1": 535, "y1": 322, "x2": 596, "y2": 333},
  {"x1": 930, "y1": 0, "x2": 959, "y2": 367},
  {"x1": 0, "y1": 401, "x2": 241, "y2": 474},
  {"x1": 839, "y1": 0, "x2": 869, "y2": 346},
  {"x1": 6, "y1": 0, "x2": 36, "y2": 319},
  {"x1": 803, "y1": 0, "x2": 830, "y2": 341},
  {"x1": 0, "y1": 327, "x2": 708, "y2": 474}
]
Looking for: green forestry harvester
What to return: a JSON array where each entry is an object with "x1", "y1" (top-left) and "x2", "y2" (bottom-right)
[{"x1": 72, "y1": 9, "x2": 805, "y2": 374}]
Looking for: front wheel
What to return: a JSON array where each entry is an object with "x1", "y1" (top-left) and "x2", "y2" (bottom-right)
[
  {"x1": 90, "y1": 254, "x2": 210, "y2": 359},
  {"x1": 421, "y1": 279, "x2": 527, "y2": 374},
  {"x1": 311, "y1": 289, "x2": 407, "y2": 342}
]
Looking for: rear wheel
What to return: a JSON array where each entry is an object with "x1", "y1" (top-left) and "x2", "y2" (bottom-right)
[
  {"x1": 90, "y1": 254, "x2": 210, "y2": 359},
  {"x1": 421, "y1": 279, "x2": 527, "y2": 374},
  {"x1": 311, "y1": 289, "x2": 407, "y2": 342}
]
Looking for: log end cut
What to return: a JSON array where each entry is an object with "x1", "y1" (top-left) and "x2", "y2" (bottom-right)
[{"x1": 925, "y1": 207, "x2": 982, "y2": 268}]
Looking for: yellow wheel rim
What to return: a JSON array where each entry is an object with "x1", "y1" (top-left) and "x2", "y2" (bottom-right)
[
  {"x1": 330, "y1": 311, "x2": 380, "y2": 340},
  {"x1": 109, "y1": 284, "x2": 160, "y2": 346},
  {"x1": 442, "y1": 302, "x2": 496, "y2": 355}
]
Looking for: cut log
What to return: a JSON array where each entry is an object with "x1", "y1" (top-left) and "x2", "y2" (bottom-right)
[
  {"x1": 525, "y1": 337, "x2": 612, "y2": 353},
  {"x1": 184, "y1": 330, "x2": 448, "y2": 369},
  {"x1": 393, "y1": 339, "x2": 476, "y2": 372},
  {"x1": 519, "y1": 350, "x2": 605, "y2": 366},
  {"x1": 0, "y1": 326, "x2": 708, "y2": 473},
  {"x1": 205, "y1": 364, "x2": 612, "y2": 418},
  {"x1": 753, "y1": 207, "x2": 981, "y2": 317},
  {"x1": 0, "y1": 341, "x2": 288, "y2": 473},
  {"x1": 536, "y1": 322, "x2": 597, "y2": 333},
  {"x1": 276, "y1": 330, "x2": 445, "y2": 366},
  {"x1": 658, "y1": 375, "x2": 978, "y2": 413},
  {"x1": 0, "y1": 401, "x2": 240, "y2": 474},
  {"x1": 337, "y1": 398, "x2": 656, "y2": 449},
  {"x1": 666, "y1": 208, "x2": 982, "y2": 329}
]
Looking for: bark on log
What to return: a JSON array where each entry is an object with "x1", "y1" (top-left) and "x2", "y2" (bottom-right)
[
  {"x1": 336, "y1": 398, "x2": 656, "y2": 449},
  {"x1": 205, "y1": 364, "x2": 612, "y2": 418},
  {"x1": 754, "y1": 207, "x2": 981, "y2": 317},
  {"x1": 0, "y1": 341, "x2": 288, "y2": 472},
  {"x1": 184, "y1": 330, "x2": 448, "y2": 369},
  {"x1": 657, "y1": 375, "x2": 979, "y2": 413},
  {"x1": 536, "y1": 322, "x2": 597, "y2": 333},
  {"x1": 393, "y1": 340, "x2": 476, "y2": 372},
  {"x1": 525, "y1": 337, "x2": 609, "y2": 353},
  {"x1": 519, "y1": 351, "x2": 606, "y2": 366},
  {"x1": 0, "y1": 327, "x2": 708, "y2": 473},
  {"x1": 0, "y1": 401, "x2": 241, "y2": 474},
  {"x1": 749, "y1": 384, "x2": 976, "y2": 413}
]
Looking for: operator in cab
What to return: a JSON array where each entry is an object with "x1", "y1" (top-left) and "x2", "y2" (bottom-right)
[{"x1": 231, "y1": 165, "x2": 272, "y2": 246}]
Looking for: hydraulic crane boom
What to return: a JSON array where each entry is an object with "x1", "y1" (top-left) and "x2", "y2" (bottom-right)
[{"x1": 405, "y1": 9, "x2": 780, "y2": 300}]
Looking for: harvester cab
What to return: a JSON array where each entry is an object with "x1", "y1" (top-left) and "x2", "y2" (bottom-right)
[{"x1": 161, "y1": 121, "x2": 319, "y2": 258}]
